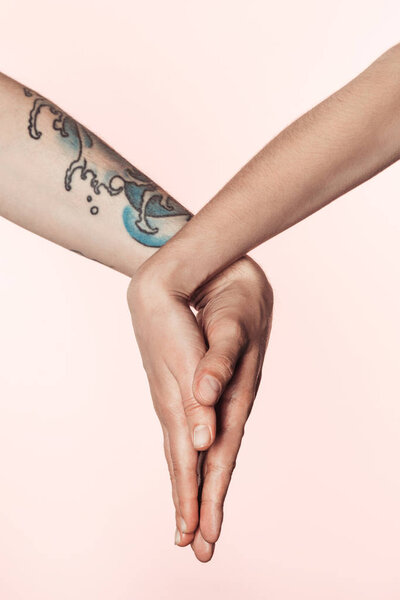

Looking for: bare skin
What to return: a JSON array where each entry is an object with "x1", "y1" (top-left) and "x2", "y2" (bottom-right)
[
  {"x1": 127, "y1": 44, "x2": 400, "y2": 558},
  {"x1": 0, "y1": 72, "x2": 272, "y2": 562},
  {"x1": 128, "y1": 257, "x2": 272, "y2": 560},
  {"x1": 140, "y1": 44, "x2": 400, "y2": 298}
]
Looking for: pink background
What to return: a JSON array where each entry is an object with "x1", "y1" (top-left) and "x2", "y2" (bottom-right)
[{"x1": 1, "y1": 1, "x2": 400, "y2": 598}]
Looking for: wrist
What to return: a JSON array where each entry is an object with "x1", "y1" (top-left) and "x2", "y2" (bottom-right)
[{"x1": 135, "y1": 243, "x2": 207, "y2": 300}]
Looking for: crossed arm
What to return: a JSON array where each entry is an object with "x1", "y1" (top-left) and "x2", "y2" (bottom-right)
[
  {"x1": 138, "y1": 43, "x2": 400, "y2": 295},
  {"x1": 128, "y1": 43, "x2": 400, "y2": 553},
  {"x1": 0, "y1": 72, "x2": 272, "y2": 562},
  {"x1": 0, "y1": 73, "x2": 192, "y2": 273},
  {"x1": 3, "y1": 42, "x2": 399, "y2": 563}
]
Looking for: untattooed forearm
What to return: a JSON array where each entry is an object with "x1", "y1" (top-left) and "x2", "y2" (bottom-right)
[
  {"x1": 0, "y1": 73, "x2": 191, "y2": 276},
  {"x1": 146, "y1": 44, "x2": 400, "y2": 294}
]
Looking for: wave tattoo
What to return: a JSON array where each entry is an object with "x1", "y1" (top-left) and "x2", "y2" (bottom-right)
[{"x1": 23, "y1": 87, "x2": 191, "y2": 247}]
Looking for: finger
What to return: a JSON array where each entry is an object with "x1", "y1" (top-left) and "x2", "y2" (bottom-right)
[
  {"x1": 181, "y1": 392, "x2": 216, "y2": 452},
  {"x1": 191, "y1": 527, "x2": 215, "y2": 563},
  {"x1": 166, "y1": 409, "x2": 201, "y2": 535},
  {"x1": 199, "y1": 347, "x2": 260, "y2": 544},
  {"x1": 193, "y1": 318, "x2": 247, "y2": 407},
  {"x1": 150, "y1": 365, "x2": 200, "y2": 537},
  {"x1": 162, "y1": 426, "x2": 195, "y2": 547},
  {"x1": 165, "y1": 303, "x2": 217, "y2": 451}
]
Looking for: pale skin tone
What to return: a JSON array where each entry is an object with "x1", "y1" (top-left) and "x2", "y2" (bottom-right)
[
  {"x1": 0, "y1": 72, "x2": 272, "y2": 562},
  {"x1": 3, "y1": 42, "x2": 399, "y2": 563},
  {"x1": 128, "y1": 43, "x2": 400, "y2": 556}
]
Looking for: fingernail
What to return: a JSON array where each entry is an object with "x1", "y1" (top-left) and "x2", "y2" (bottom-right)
[
  {"x1": 193, "y1": 425, "x2": 212, "y2": 449},
  {"x1": 180, "y1": 517, "x2": 187, "y2": 534},
  {"x1": 198, "y1": 375, "x2": 221, "y2": 404},
  {"x1": 175, "y1": 528, "x2": 181, "y2": 545}
]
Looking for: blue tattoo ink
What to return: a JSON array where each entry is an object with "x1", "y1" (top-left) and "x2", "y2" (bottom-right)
[
  {"x1": 23, "y1": 87, "x2": 191, "y2": 247},
  {"x1": 122, "y1": 205, "x2": 173, "y2": 246}
]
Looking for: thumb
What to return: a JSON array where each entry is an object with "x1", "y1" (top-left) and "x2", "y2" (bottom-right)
[
  {"x1": 193, "y1": 319, "x2": 246, "y2": 406},
  {"x1": 164, "y1": 303, "x2": 217, "y2": 451}
]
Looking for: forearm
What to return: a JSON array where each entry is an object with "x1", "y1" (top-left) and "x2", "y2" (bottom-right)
[
  {"x1": 148, "y1": 44, "x2": 400, "y2": 295},
  {"x1": 0, "y1": 72, "x2": 191, "y2": 277}
]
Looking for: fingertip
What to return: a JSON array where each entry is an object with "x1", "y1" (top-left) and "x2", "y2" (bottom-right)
[
  {"x1": 175, "y1": 528, "x2": 182, "y2": 546},
  {"x1": 200, "y1": 526, "x2": 221, "y2": 545},
  {"x1": 200, "y1": 499, "x2": 224, "y2": 544},
  {"x1": 178, "y1": 502, "x2": 199, "y2": 536},
  {"x1": 194, "y1": 549, "x2": 214, "y2": 563},
  {"x1": 199, "y1": 510, "x2": 223, "y2": 544},
  {"x1": 175, "y1": 527, "x2": 195, "y2": 547},
  {"x1": 194, "y1": 373, "x2": 221, "y2": 406},
  {"x1": 190, "y1": 528, "x2": 215, "y2": 562},
  {"x1": 193, "y1": 424, "x2": 215, "y2": 451}
]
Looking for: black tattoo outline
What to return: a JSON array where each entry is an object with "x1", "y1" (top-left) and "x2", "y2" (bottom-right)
[{"x1": 23, "y1": 88, "x2": 191, "y2": 243}]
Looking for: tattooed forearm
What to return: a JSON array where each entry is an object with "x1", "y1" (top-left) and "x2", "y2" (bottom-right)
[{"x1": 23, "y1": 87, "x2": 191, "y2": 247}]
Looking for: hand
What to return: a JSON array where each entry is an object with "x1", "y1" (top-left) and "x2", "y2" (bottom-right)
[{"x1": 127, "y1": 256, "x2": 273, "y2": 561}]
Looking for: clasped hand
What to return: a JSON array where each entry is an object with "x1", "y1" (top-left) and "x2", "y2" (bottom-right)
[{"x1": 127, "y1": 256, "x2": 273, "y2": 562}]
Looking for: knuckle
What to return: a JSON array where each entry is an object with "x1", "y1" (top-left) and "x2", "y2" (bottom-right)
[
  {"x1": 227, "y1": 389, "x2": 255, "y2": 415},
  {"x1": 201, "y1": 497, "x2": 224, "y2": 510},
  {"x1": 221, "y1": 416, "x2": 246, "y2": 437},
  {"x1": 210, "y1": 317, "x2": 248, "y2": 349},
  {"x1": 179, "y1": 494, "x2": 199, "y2": 507},
  {"x1": 224, "y1": 318, "x2": 247, "y2": 346},
  {"x1": 170, "y1": 460, "x2": 195, "y2": 487},
  {"x1": 171, "y1": 462, "x2": 185, "y2": 479},
  {"x1": 182, "y1": 396, "x2": 202, "y2": 418},
  {"x1": 214, "y1": 353, "x2": 235, "y2": 381},
  {"x1": 162, "y1": 400, "x2": 185, "y2": 422},
  {"x1": 170, "y1": 454, "x2": 185, "y2": 478},
  {"x1": 206, "y1": 460, "x2": 236, "y2": 479}
]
